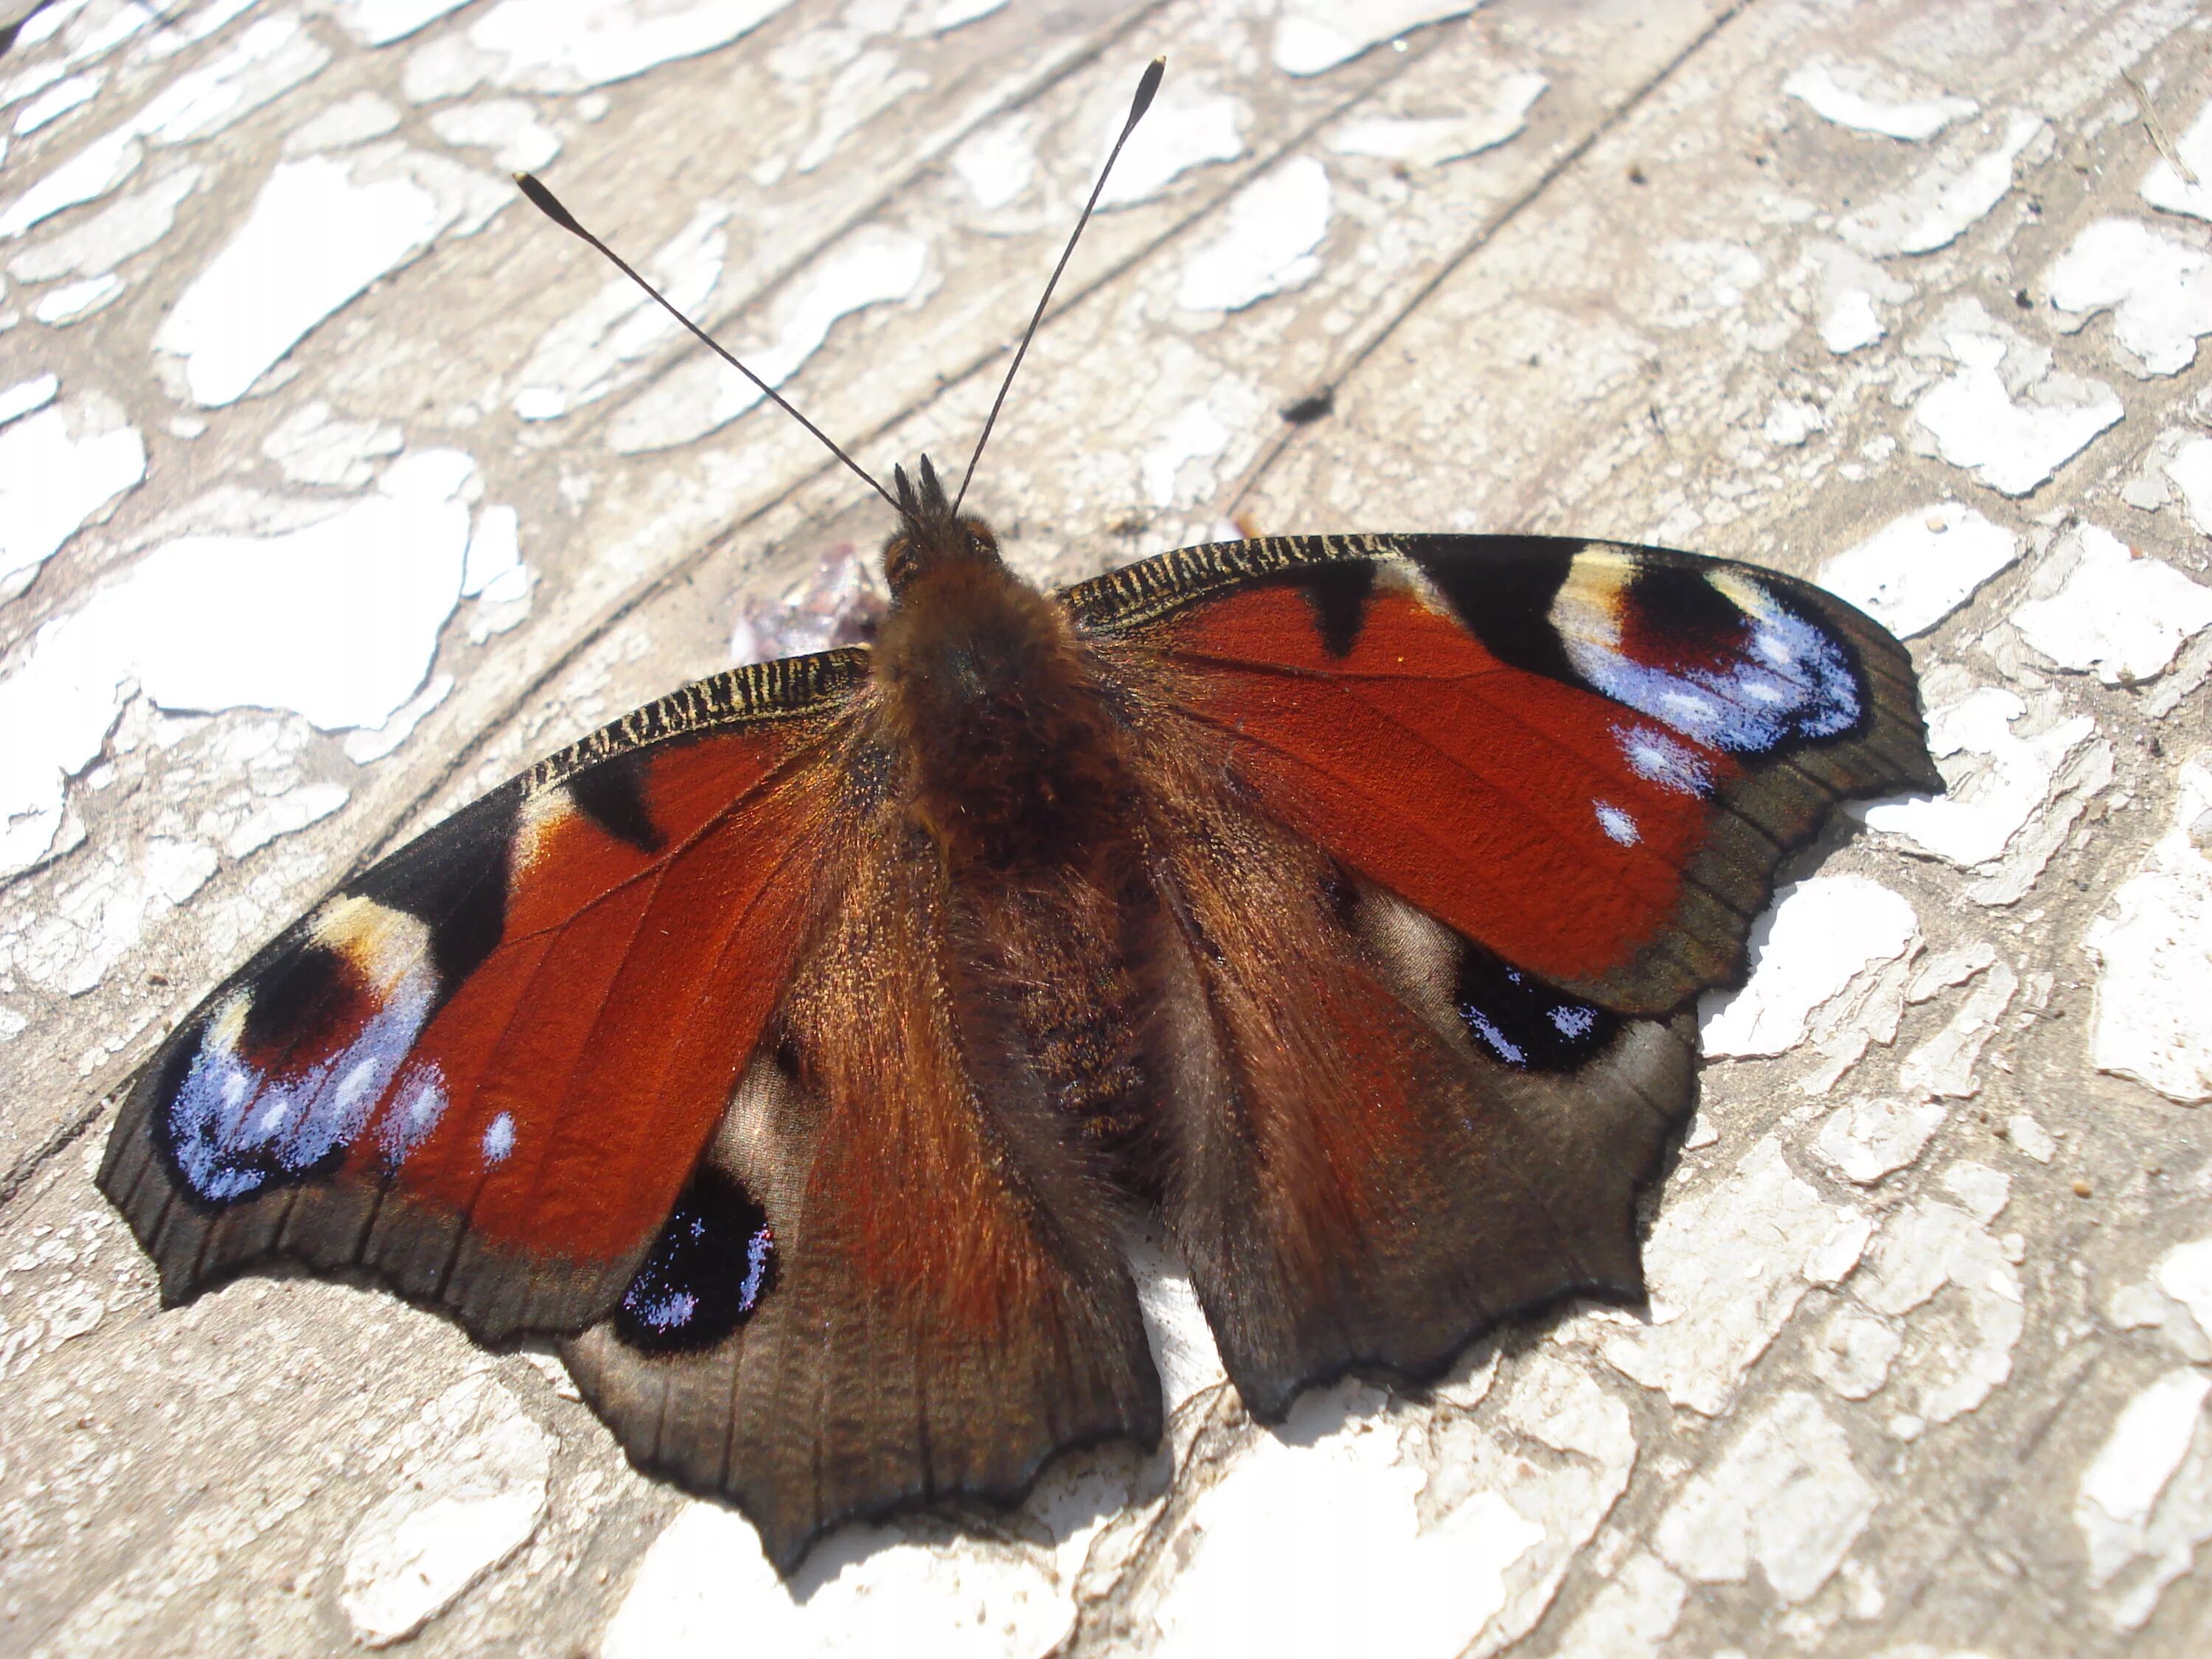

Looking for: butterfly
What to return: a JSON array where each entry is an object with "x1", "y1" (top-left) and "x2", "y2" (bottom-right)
[{"x1": 96, "y1": 60, "x2": 1940, "y2": 1574}]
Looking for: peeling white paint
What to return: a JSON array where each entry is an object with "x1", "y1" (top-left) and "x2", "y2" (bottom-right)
[
  {"x1": 602, "y1": 1499, "x2": 1076, "y2": 1659},
  {"x1": 262, "y1": 399, "x2": 405, "y2": 488},
  {"x1": 1652, "y1": 1391, "x2": 1876, "y2": 1602},
  {"x1": 1815, "y1": 1096, "x2": 1947, "y2": 1186},
  {"x1": 1175, "y1": 157, "x2": 1331, "y2": 314},
  {"x1": 403, "y1": 0, "x2": 801, "y2": 100},
  {"x1": 157, "y1": 144, "x2": 505, "y2": 406},
  {"x1": 339, "y1": 1374, "x2": 554, "y2": 1647},
  {"x1": 0, "y1": 384, "x2": 145, "y2": 592},
  {"x1": 1701, "y1": 877, "x2": 1918, "y2": 1058},
  {"x1": 512, "y1": 201, "x2": 728, "y2": 422},
  {"x1": 1837, "y1": 113, "x2": 2043, "y2": 257},
  {"x1": 1141, "y1": 401, "x2": 1230, "y2": 509},
  {"x1": 2140, "y1": 94, "x2": 2212, "y2": 223},
  {"x1": 953, "y1": 112, "x2": 1037, "y2": 212},
  {"x1": 0, "y1": 452, "x2": 473, "y2": 876},
  {"x1": 1816, "y1": 501, "x2": 2017, "y2": 638},
  {"x1": 1851, "y1": 1191, "x2": 2023, "y2": 1427},
  {"x1": 1271, "y1": 1, "x2": 1470, "y2": 77},
  {"x1": 2085, "y1": 759, "x2": 2212, "y2": 1104},
  {"x1": 1896, "y1": 957, "x2": 2016, "y2": 1099},
  {"x1": 1548, "y1": 1552, "x2": 1685, "y2": 1659},
  {"x1": 608, "y1": 226, "x2": 929, "y2": 453},
  {"x1": 2013, "y1": 525, "x2": 2212, "y2": 686},
  {"x1": 2163, "y1": 435, "x2": 2212, "y2": 535},
  {"x1": 1326, "y1": 74, "x2": 1546, "y2": 169},
  {"x1": 283, "y1": 90, "x2": 404, "y2": 154},
  {"x1": 1808, "y1": 1306, "x2": 1904, "y2": 1400},
  {"x1": 332, "y1": 0, "x2": 478, "y2": 49},
  {"x1": 1601, "y1": 1137, "x2": 1868, "y2": 1416},
  {"x1": 7, "y1": 160, "x2": 201, "y2": 285},
  {"x1": 428, "y1": 97, "x2": 562, "y2": 172},
  {"x1": 1783, "y1": 63, "x2": 1975, "y2": 142},
  {"x1": 2046, "y1": 217, "x2": 2212, "y2": 378},
  {"x1": 32, "y1": 270, "x2": 122, "y2": 324},
  {"x1": 1100, "y1": 80, "x2": 1246, "y2": 207},
  {"x1": 1908, "y1": 302, "x2": 2121, "y2": 496},
  {"x1": 2076, "y1": 1368, "x2": 2212, "y2": 1630}
]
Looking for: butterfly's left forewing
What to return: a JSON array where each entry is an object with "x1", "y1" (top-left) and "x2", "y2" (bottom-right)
[
  {"x1": 99, "y1": 653, "x2": 864, "y2": 1339},
  {"x1": 1069, "y1": 533, "x2": 1938, "y2": 1413}
]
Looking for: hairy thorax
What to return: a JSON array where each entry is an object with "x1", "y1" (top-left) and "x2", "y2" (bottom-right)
[{"x1": 874, "y1": 552, "x2": 1136, "y2": 876}]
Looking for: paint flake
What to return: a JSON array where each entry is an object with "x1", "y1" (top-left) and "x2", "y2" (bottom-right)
[
  {"x1": 1326, "y1": 74, "x2": 1546, "y2": 169},
  {"x1": 1271, "y1": 1, "x2": 1469, "y2": 77},
  {"x1": 403, "y1": 0, "x2": 801, "y2": 100},
  {"x1": 1100, "y1": 81, "x2": 1246, "y2": 207},
  {"x1": 2140, "y1": 94, "x2": 2212, "y2": 223},
  {"x1": 1851, "y1": 1190, "x2": 2023, "y2": 1428},
  {"x1": 1814, "y1": 1096, "x2": 1948, "y2": 1186},
  {"x1": 1175, "y1": 156, "x2": 1332, "y2": 314},
  {"x1": 1783, "y1": 63, "x2": 1975, "y2": 142},
  {"x1": 7, "y1": 159, "x2": 201, "y2": 283},
  {"x1": 262, "y1": 400, "x2": 406, "y2": 488},
  {"x1": 339, "y1": 1375, "x2": 553, "y2": 1647},
  {"x1": 1700, "y1": 876, "x2": 1918, "y2": 1058},
  {"x1": 2046, "y1": 217, "x2": 2212, "y2": 378},
  {"x1": 2084, "y1": 758, "x2": 2212, "y2": 1103},
  {"x1": 1907, "y1": 301, "x2": 2121, "y2": 496},
  {"x1": 1601, "y1": 1137, "x2": 1868, "y2": 1416},
  {"x1": 1816, "y1": 501, "x2": 2018, "y2": 638},
  {"x1": 1837, "y1": 113, "x2": 2044, "y2": 256},
  {"x1": 156, "y1": 143, "x2": 506, "y2": 406},
  {"x1": 331, "y1": 0, "x2": 478, "y2": 48},
  {"x1": 2011, "y1": 525, "x2": 2212, "y2": 686},
  {"x1": 0, "y1": 386, "x2": 145, "y2": 593},
  {"x1": 2075, "y1": 1368, "x2": 2212, "y2": 1630},
  {"x1": 1652, "y1": 1391, "x2": 1875, "y2": 1602},
  {"x1": 428, "y1": 97, "x2": 562, "y2": 172}
]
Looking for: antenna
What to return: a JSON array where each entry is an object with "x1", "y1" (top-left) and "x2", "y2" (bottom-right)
[
  {"x1": 512, "y1": 172, "x2": 896, "y2": 510},
  {"x1": 951, "y1": 56, "x2": 1164, "y2": 517}
]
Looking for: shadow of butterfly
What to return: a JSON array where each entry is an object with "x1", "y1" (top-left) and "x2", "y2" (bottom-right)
[{"x1": 98, "y1": 58, "x2": 1941, "y2": 1574}]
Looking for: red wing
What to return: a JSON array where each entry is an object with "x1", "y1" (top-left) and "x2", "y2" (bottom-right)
[
  {"x1": 98, "y1": 655, "x2": 863, "y2": 1340},
  {"x1": 1072, "y1": 535, "x2": 1940, "y2": 1012}
]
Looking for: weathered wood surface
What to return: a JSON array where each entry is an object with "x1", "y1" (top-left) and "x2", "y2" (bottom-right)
[{"x1": 3, "y1": 1, "x2": 2211, "y2": 1653}]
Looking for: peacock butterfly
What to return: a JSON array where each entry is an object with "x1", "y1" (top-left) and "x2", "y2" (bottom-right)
[{"x1": 97, "y1": 59, "x2": 1941, "y2": 1573}]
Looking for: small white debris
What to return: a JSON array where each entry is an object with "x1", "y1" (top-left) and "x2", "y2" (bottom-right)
[
  {"x1": 1326, "y1": 74, "x2": 1547, "y2": 169},
  {"x1": 1141, "y1": 401, "x2": 1231, "y2": 509},
  {"x1": 2013, "y1": 525, "x2": 2212, "y2": 685},
  {"x1": 1801, "y1": 239, "x2": 1911, "y2": 355},
  {"x1": 2164, "y1": 436, "x2": 2212, "y2": 535},
  {"x1": 1761, "y1": 399, "x2": 1824, "y2": 446},
  {"x1": 2045, "y1": 218, "x2": 2212, "y2": 378},
  {"x1": 1701, "y1": 877, "x2": 1918, "y2": 1058},
  {"x1": 1817, "y1": 501, "x2": 2018, "y2": 637},
  {"x1": 1838, "y1": 113, "x2": 2045, "y2": 256},
  {"x1": 461, "y1": 503, "x2": 525, "y2": 600},
  {"x1": 2085, "y1": 759, "x2": 2212, "y2": 1103},
  {"x1": 1783, "y1": 63, "x2": 1976, "y2": 142},
  {"x1": 1807, "y1": 1306, "x2": 1904, "y2": 1400},
  {"x1": 1271, "y1": 0, "x2": 1470, "y2": 77},
  {"x1": 283, "y1": 91, "x2": 406, "y2": 155},
  {"x1": 340, "y1": 1376, "x2": 554, "y2": 1647},
  {"x1": 1176, "y1": 157, "x2": 1332, "y2": 313},
  {"x1": 1652, "y1": 1391, "x2": 1876, "y2": 1603},
  {"x1": 2005, "y1": 1112, "x2": 2055, "y2": 1164}
]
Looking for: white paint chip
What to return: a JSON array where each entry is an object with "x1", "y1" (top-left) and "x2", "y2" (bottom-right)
[
  {"x1": 1326, "y1": 73, "x2": 1547, "y2": 168},
  {"x1": 2012, "y1": 525, "x2": 2212, "y2": 685},
  {"x1": 1837, "y1": 113, "x2": 2044, "y2": 256},
  {"x1": 2076, "y1": 1368, "x2": 2212, "y2": 1630},
  {"x1": 1815, "y1": 1096, "x2": 1948, "y2": 1186},
  {"x1": 156, "y1": 145, "x2": 506, "y2": 406},
  {"x1": 2140, "y1": 95, "x2": 2212, "y2": 223},
  {"x1": 1272, "y1": 0, "x2": 1469, "y2": 77},
  {"x1": 608, "y1": 226, "x2": 928, "y2": 453},
  {"x1": 340, "y1": 1375, "x2": 553, "y2": 1646},
  {"x1": 403, "y1": 0, "x2": 802, "y2": 100},
  {"x1": 1783, "y1": 63, "x2": 1975, "y2": 142},
  {"x1": 1816, "y1": 501, "x2": 2018, "y2": 638},
  {"x1": 31, "y1": 271, "x2": 121, "y2": 324},
  {"x1": 332, "y1": 0, "x2": 478, "y2": 48},
  {"x1": 7, "y1": 160, "x2": 202, "y2": 285},
  {"x1": 1700, "y1": 877, "x2": 1918, "y2": 1058},
  {"x1": 1909, "y1": 302, "x2": 2121, "y2": 496},
  {"x1": 0, "y1": 387, "x2": 145, "y2": 591},
  {"x1": 601, "y1": 1500, "x2": 1074, "y2": 1659},
  {"x1": 429, "y1": 97, "x2": 562, "y2": 172},
  {"x1": 13, "y1": 71, "x2": 101, "y2": 136},
  {"x1": 1601, "y1": 1137, "x2": 1868, "y2": 1416},
  {"x1": 0, "y1": 453, "x2": 474, "y2": 875},
  {"x1": 1099, "y1": 82, "x2": 1246, "y2": 208},
  {"x1": 2086, "y1": 759, "x2": 2212, "y2": 1104},
  {"x1": 262, "y1": 400, "x2": 406, "y2": 488},
  {"x1": 1176, "y1": 156, "x2": 1331, "y2": 313},
  {"x1": 2046, "y1": 218, "x2": 2212, "y2": 378},
  {"x1": 1860, "y1": 681, "x2": 2096, "y2": 871},
  {"x1": 1652, "y1": 1391, "x2": 1876, "y2": 1602}
]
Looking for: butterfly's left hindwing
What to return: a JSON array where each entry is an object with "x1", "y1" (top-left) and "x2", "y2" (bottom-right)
[{"x1": 98, "y1": 653, "x2": 863, "y2": 1340}]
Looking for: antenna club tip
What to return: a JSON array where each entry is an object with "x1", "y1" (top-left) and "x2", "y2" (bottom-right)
[
  {"x1": 1131, "y1": 56, "x2": 1164, "y2": 122},
  {"x1": 514, "y1": 171, "x2": 583, "y2": 236}
]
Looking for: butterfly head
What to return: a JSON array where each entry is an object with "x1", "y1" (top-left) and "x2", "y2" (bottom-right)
[{"x1": 883, "y1": 453, "x2": 1002, "y2": 599}]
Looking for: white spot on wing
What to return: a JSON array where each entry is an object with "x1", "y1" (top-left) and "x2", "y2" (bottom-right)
[
  {"x1": 1596, "y1": 802, "x2": 1641, "y2": 846},
  {"x1": 482, "y1": 1112, "x2": 517, "y2": 1165}
]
